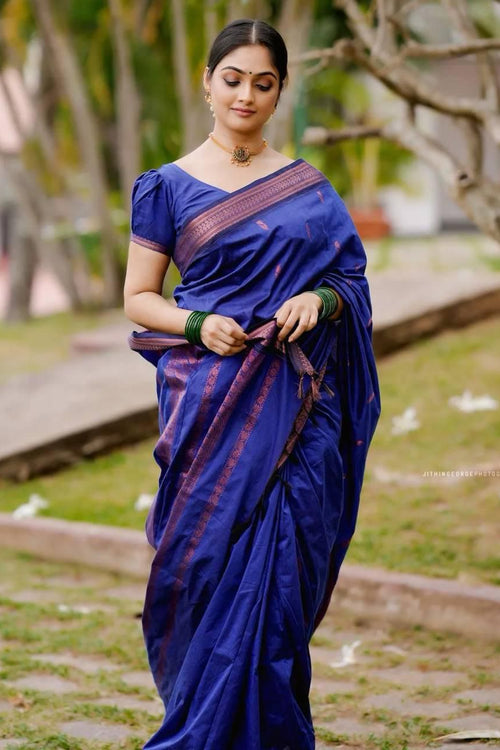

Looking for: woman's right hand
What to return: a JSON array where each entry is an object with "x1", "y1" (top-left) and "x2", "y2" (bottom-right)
[{"x1": 200, "y1": 314, "x2": 249, "y2": 356}]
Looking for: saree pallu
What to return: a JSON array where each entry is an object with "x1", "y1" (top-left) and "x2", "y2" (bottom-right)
[{"x1": 129, "y1": 160, "x2": 381, "y2": 750}]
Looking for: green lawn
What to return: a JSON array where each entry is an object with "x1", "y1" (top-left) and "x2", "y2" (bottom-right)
[
  {"x1": 0, "y1": 309, "x2": 125, "y2": 386},
  {"x1": 1, "y1": 315, "x2": 499, "y2": 584}
]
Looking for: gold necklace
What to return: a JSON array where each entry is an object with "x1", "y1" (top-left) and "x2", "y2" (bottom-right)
[{"x1": 209, "y1": 132, "x2": 267, "y2": 167}]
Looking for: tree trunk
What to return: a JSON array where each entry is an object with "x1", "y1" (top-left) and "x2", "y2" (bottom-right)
[
  {"x1": 267, "y1": 0, "x2": 313, "y2": 151},
  {"x1": 31, "y1": 0, "x2": 123, "y2": 306},
  {"x1": 5, "y1": 233, "x2": 37, "y2": 323},
  {"x1": 109, "y1": 0, "x2": 142, "y2": 204},
  {"x1": 170, "y1": 0, "x2": 210, "y2": 154}
]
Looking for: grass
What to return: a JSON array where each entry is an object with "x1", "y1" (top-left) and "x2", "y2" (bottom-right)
[
  {"x1": 0, "y1": 315, "x2": 499, "y2": 584},
  {"x1": 352, "y1": 314, "x2": 500, "y2": 584},
  {"x1": 0, "y1": 308, "x2": 125, "y2": 386},
  {"x1": 1, "y1": 549, "x2": 499, "y2": 749}
]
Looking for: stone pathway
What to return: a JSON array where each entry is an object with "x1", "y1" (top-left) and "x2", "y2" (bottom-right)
[{"x1": 1, "y1": 550, "x2": 499, "y2": 749}]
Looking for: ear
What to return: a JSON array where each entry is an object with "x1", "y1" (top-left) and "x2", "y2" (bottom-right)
[{"x1": 203, "y1": 67, "x2": 211, "y2": 92}]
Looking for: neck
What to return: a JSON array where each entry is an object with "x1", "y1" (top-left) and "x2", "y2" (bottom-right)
[{"x1": 210, "y1": 122, "x2": 265, "y2": 151}]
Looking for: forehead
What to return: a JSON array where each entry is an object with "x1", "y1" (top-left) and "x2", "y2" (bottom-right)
[{"x1": 215, "y1": 44, "x2": 277, "y2": 75}]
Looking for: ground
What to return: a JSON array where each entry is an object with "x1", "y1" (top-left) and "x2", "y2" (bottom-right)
[{"x1": 0, "y1": 550, "x2": 499, "y2": 750}]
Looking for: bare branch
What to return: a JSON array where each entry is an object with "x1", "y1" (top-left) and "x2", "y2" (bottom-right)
[
  {"x1": 457, "y1": 118, "x2": 483, "y2": 180},
  {"x1": 303, "y1": 119, "x2": 500, "y2": 241},
  {"x1": 399, "y1": 38, "x2": 500, "y2": 60},
  {"x1": 393, "y1": 0, "x2": 427, "y2": 19},
  {"x1": 294, "y1": 40, "x2": 489, "y2": 119},
  {"x1": 334, "y1": 0, "x2": 376, "y2": 49},
  {"x1": 293, "y1": 38, "x2": 500, "y2": 147},
  {"x1": 302, "y1": 125, "x2": 382, "y2": 146},
  {"x1": 442, "y1": 0, "x2": 500, "y2": 110},
  {"x1": 373, "y1": 0, "x2": 389, "y2": 58}
]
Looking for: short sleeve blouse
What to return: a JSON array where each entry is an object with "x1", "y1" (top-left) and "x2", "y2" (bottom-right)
[{"x1": 130, "y1": 169, "x2": 175, "y2": 256}]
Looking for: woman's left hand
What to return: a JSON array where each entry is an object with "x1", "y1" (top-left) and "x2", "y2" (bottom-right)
[{"x1": 274, "y1": 292, "x2": 323, "y2": 343}]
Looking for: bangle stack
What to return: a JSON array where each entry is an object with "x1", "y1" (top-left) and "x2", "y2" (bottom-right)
[
  {"x1": 313, "y1": 287, "x2": 339, "y2": 320},
  {"x1": 185, "y1": 310, "x2": 212, "y2": 345}
]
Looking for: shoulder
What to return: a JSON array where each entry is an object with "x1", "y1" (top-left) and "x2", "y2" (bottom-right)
[
  {"x1": 132, "y1": 163, "x2": 183, "y2": 190},
  {"x1": 264, "y1": 148, "x2": 296, "y2": 170},
  {"x1": 131, "y1": 165, "x2": 181, "y2": 211}
]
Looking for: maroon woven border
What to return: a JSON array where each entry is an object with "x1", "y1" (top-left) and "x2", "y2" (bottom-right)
[{"x1": 175, "y1": 161, "x2": 325, "y2": 273}]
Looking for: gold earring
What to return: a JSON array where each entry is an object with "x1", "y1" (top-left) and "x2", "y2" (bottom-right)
[{"x1": 205, "y1": 90, "x2": 215, "y2": 116}]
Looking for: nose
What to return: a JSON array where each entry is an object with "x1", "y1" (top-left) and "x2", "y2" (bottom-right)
[{"x1": 237, "y1": 80, "x2": 254, "y2": 104}]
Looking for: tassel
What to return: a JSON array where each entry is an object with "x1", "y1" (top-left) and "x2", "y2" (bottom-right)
[
  {"x1": 297, "y1": 373, "x2": 305, "y2": 399},
  {"x1": 323, "y1": 383, "x2": 335, "y2": 398},
  {"x1": 311, "y1": 378, "x2": 321, "y2": 402}
]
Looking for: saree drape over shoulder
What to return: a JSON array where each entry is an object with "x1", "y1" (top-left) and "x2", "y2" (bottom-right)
[{"x1": 129, "y1": 160, "x2": 380, "y2": 750}]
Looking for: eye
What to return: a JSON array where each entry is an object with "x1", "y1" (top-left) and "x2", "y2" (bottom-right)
[
  {"x1": 224, "y1": 79, "x2": 239, "y2": 87},
  {"x1": 257, "y1": 84, "x2": 272, "y2": 92}
]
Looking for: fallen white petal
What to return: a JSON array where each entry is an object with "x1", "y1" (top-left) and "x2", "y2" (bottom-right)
[
  {"x1": 57, "y1": 604, "x2": 90, "y2": 615},
  {"x1": 134, "y1": 493, "x2": 155, "y2": 511},
  {"x1": 391, "y1": 407, "x2": 420, "y2": 435},
  {"x1": 329, "y1": 640, "x2": 361, "y2": 668},
  {"x1": 449, "y1": 390, "x2": 498, "y2": 412},
  {"x1": 12, "y1": 493, "x2": 50, "y2": 520},
  {"x1": 28, "y1": 493, "x2": 49, "y2": 509},
  {"x1": 12, "y1": 504, "x2": 38, "y2": 519}
]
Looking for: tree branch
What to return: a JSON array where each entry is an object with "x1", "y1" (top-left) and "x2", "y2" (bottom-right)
[
  {"x1": 334, "y1": 0, "x2": 376, "y2": 49},
  {"x1": 373, "y1": 0, "x2": 392, "y2": 58},
  {"x1": 302, "y1": 120, "x2": 500, "y2": 241},
  {"x1": 302, "y1": 125, "x2": 382, "y2": 145},
  {"x1": 442, "y1": 0, "x2": 500, "y2": 110},
  {"x1": 457, "y1": 118, "x2": 483, "y2": 180},
  {"x1": 399, "y1": 38, "x2": 500, "y2": 60}
]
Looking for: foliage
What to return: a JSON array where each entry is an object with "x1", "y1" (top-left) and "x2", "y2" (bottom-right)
[{"x1": 301, "y1": 67, "x2": 414, "y2": 206}]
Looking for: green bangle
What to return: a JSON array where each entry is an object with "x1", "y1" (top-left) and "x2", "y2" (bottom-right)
[
  {"x1": 185, "y1": 310, "x2": 212, "y2": 346},
  {"x1": 313, "y1": 287, "x2": 339, "y2": 320}
]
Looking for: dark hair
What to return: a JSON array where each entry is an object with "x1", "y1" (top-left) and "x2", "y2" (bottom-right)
[{"x1": 206, "y1": 19, "x2": 288, "y2": 91}]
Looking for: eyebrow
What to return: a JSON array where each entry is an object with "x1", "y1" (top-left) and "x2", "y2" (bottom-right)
[{"x1": 221, "y1": 65, "x2": 277, "y2": 80}]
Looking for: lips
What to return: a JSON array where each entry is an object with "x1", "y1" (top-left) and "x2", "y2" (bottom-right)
[{"x1": 231, "y1": 108, "x2": 256, "y2": 115}]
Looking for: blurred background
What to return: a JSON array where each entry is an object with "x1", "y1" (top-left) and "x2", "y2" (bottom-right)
[{"x1": 0, "y1": 2, "x2": 499, "y2": 749}]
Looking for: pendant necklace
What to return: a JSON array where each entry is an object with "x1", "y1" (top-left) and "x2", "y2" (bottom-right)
[{"x1": 209, "y1": 132, "x2": 267, "y2": 167}]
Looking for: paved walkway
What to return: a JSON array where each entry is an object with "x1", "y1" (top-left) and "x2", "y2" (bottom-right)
[
  {"x1": 0, "y1": 549, "x2": 499, "y2": 749},
  {"x1": 0, "y1": 233, "x2": 499, "y2": 480}
]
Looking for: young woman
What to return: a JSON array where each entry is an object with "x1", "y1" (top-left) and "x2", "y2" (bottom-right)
[{"x1": 124, "y1": 18, "x2": 380, "y2": 750}]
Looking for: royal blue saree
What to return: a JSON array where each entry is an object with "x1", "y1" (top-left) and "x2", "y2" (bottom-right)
[{"x1": 129, "y1": 160, "x2": 380, "y2": 750}]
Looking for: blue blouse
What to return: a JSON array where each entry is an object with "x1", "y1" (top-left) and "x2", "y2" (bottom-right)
[{"x1": 130, "y1": 164, "x2": 228, "y2": 258}]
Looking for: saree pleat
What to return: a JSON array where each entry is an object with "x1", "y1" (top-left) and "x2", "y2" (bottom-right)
[{"x1": 129, "y1": 160, "x2": 380, "y2": 749}]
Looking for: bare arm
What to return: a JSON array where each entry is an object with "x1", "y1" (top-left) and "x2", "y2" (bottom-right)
[
  {"x1": 123, "y1": 241, "x2": 248, "y2": 355},
  {"x1": 124, "y1": 241, "x2": 190, "y2": 334}
]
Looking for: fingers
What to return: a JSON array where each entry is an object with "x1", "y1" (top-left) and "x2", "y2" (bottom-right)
[
  {"x1": 276, "y1": 297, "x2": 320, "y2": 342},
  {"x1": 220, "y1": 319, "x2": 248, "y2": 344},
  {"x1": 200, "y1": 314, "x2": 248, "y2": 356},
  {"x1": 288, "y1": 312, "x2": 316, "y2": 343},
  {"x1": 211, "y1": 342, "x2": 248, "y2": 356},
  {"x1": 278, "y1": 311, "x2": 317, "y2": 342}
]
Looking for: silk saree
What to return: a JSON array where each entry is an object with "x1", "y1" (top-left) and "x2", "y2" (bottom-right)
[{"x1": 129, "y1": 160, "x2": 380, "y2": 750}]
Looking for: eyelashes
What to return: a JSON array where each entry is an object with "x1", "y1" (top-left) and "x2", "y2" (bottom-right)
[{"x1": 223, "y1": 80, "x2": 272, "y2": 92}]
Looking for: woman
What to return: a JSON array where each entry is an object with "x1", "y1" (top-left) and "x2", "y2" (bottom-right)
[{"x1": 124, "y1": 18, "x2": 380, "y2": 750}]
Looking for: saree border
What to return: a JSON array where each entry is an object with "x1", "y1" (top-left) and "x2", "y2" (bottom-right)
[
  {"x1": 175, "y1": 160, "x2": 327, "y2": 273},
  {"x1": 130, "y1": 233, "x2": 170, "y2": 255}
]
